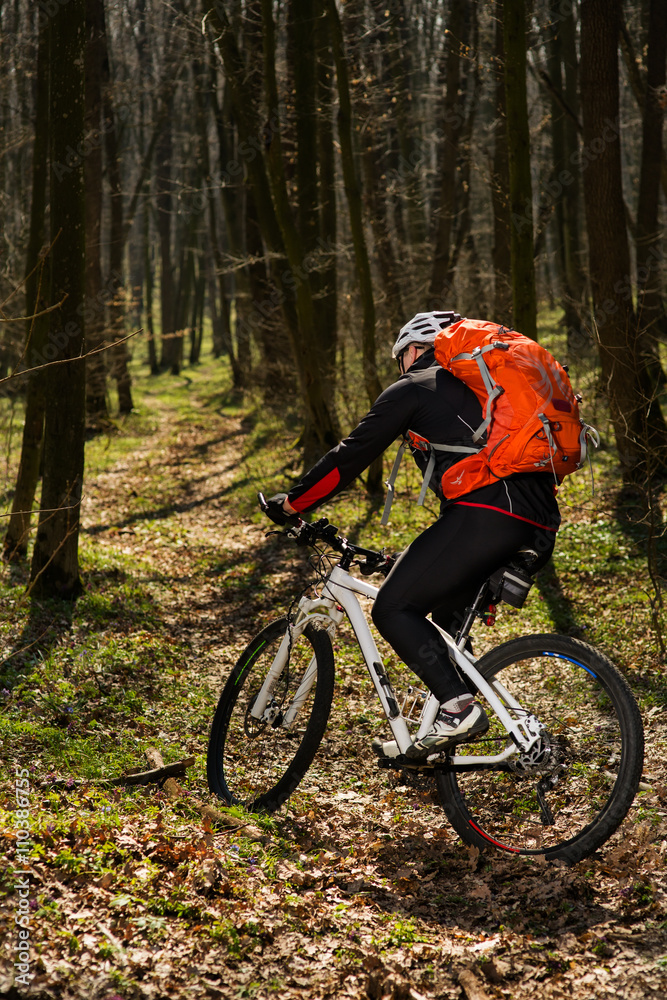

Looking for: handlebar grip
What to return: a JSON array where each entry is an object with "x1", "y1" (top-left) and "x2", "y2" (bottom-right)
[{"x1": 258, "y1": 491, "x2": 302, "y2": 528}]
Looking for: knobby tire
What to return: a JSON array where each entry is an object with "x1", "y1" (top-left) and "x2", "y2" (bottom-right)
[
  {"x1": 435, "y1": 634, "x2": 644, "y2": 864},
  {"x1": 207, "y1": 618, "x2": 335, "y2": 812}
]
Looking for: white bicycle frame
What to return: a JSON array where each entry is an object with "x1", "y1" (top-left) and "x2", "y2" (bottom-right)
[{"x1": 250, "y1": 562, "x2": 544, "y2": 763}]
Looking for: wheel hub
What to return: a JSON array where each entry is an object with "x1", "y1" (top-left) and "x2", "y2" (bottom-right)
[{"x1": 509, "y1": 730, "x2": 558, "y2": 776}]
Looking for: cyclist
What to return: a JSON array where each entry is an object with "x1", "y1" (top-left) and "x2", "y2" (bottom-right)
[{"x1": 262, "y1": 311, "x2": 560, "y2": 760}]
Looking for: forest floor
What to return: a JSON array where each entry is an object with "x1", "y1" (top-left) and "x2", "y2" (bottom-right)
[{"x1": 1, "y1": 362, "x2": 667, "y2": 1000}]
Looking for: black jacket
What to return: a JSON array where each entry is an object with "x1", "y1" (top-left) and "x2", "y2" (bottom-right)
[{"x1": 287, "y1": 350, "x2": 560, "y2": 531}]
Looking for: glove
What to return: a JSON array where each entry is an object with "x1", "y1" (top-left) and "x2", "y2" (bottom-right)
[{"x1": 262, "y1": 493, "x2": 301, "y2": 527}]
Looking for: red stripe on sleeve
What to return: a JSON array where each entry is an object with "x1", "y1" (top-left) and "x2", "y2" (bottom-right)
[{"x1": 290, "y1": 468, "x2": 341, "y2": 511}]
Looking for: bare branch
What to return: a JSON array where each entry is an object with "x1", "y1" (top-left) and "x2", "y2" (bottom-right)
[{"x1": 0, "y1": 329, "x2": 143, "y2": 388}]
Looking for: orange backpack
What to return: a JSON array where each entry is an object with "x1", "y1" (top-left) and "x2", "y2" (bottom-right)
[
  {"x1": 433, "y1": 319, "x2": 598, "y2": 499},
  {"x1": 380, "y1": 319, "x2": 598, "y2": 523}
]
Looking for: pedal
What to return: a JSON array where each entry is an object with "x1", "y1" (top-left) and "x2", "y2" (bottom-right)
[{"x1": 376, "y1": 756, "x2": 436, "y2": 772}]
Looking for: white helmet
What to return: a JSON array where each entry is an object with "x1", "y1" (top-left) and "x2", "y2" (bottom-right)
[{"x1": 391, "y1": 311, "x2": 462, "y2": 358}]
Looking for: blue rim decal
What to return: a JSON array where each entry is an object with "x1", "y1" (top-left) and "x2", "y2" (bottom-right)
[{"x1": 543, "y1": 651, "x2": 597, "y2": 678}]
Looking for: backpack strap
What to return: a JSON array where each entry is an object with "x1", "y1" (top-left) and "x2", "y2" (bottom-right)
[
  {"x1": 380, "y1": 439, "x2": 408, "y2": 525},
  {"x1": 415, "y1": 442, "x2": 481, "y2": 505},
  {"x1": 451, "y1": 341, "x2": 508, "y2": 444},
  {"x1": 380, "y1": 436, "x2": 481, "y2": 525},
  {"x1": 579, "y1": 423, "x2": 600, "y2": 493}
]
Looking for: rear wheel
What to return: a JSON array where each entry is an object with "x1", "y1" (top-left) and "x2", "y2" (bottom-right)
[
  {"x1": 436, "y1": 634, "x2": 644, "y2": 863},
  {"x1": 207, "y1": 618, "x2": 335, "y2": 811}
]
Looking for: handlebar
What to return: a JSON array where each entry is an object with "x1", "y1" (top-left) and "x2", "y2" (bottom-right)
[{"x1": 257, "y1": 492, "x2": 394, "y2": 577}]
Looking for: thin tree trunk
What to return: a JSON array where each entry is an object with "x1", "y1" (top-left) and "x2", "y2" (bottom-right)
[
  {"x1": 503, "y1": 0, "x2": 537, "y2": 340},
  {"x1": 291, "y1": 0, "x2": 337, "y2": 430},
  {"x1": 156, "y1": 111, "x2": 176, "y2": 372},
  {"x1": 362, "y1": 141, "x2": 405, "y2": 329},
  {"x1": 326, "y1": 0, "x2": 383, "y2": 492},
  {"x1": 325, "y1": 0, "x2": 380, "y2": 404},
  {"x1": 580, "y1": 0, "x2": 667, "y2": 481},
  {"x1": 444, "y1": 6, "x2": 481, "y2": 298},
  {"x1": 368, "y1": 0, "x2": 424, "y2": 252},
  {"x1": 491, "y1": 0, "x2": 512, "y2": 321},
  {"x1": 428, "y1": 0, "x2": 466, "y2": 303},
  {"x1": 189, "y1": 265, "x2": 205, "y2": 365},
  {"x1": 620, "y1": 11, "x2": 667, "y2": 203},
  {"x1": 316, "y1": 9, "x2": 338, "y2": 376},
  {"x1": 547, "y1": 3, "x2": 571, "y2": 331},
  {"x1": 206, "y1": 2, "x2": 338, "y2": 459},
  {"x1": 5, "y1": 11, "x2": 49, "y2": 561},
  {"x1": 261, "y1": 0, "x2": 340, "y2": 460},
  {"x1": 84, "y1": 0, "x2": 109, "y2": 424},
  {"x1": 635, "y1": 0, "x2": 667, "y2": 354},
  {"x1": 559, "y1": 0, "x2": 586, "y2": 340},
  {"x1": 30, "y1": 0, "x2": 86, "y2": 599},
  {"x1": 244, "y1": 188, "x2": 290, "y2": 397},
  {"x1": 143, "y1": 197, "x2": 159, "y2": 375},
  {"x1": 205, "y1": 248, "x2": 224, "y2": 359},
  {"x1": 346, "y1": 7, "x2": 404, "y2": 331},
  {"x1": 99, "y1": 0, "x2": 134, "y2": 410},
  {"x1": 202, "y1": 75, "x2": 242, "y2": 387}
]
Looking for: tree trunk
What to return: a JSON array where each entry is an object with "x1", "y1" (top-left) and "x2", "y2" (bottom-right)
[
  {"x1": 444, "y1": 5, "x2": 481, "y2": 305},
  {"x1": 156, "y1": 111, "x2": 176, "y2": 373},
  {"x1": 325, "y1": 0, "x2": 383, "y2": 492},
  {"x1": 84, "y1": 0, "x2": 109, "y2": 425},
  {"x1": 261, "y1": 0, "x2": 340, "y2": 461},
  {"x1": 428, "y1": 0, "x2": 466, "y2": 304},
  {"x1": 346, "y1": 6, "x2": 405, "y2": 332},
  {"x1": 620, "y1": 11, "x2": 667, "y2": 204},
  {"x1": 547, "y1": 2, "x2": 573, "y2": 332},
  {"x1": 291, "y1": 0, "x2": 337, "y2": 431},
  {"x1": 205, "y1": 247, "x2": 224, "y2": 359},
  {"x1": 189, "y1": 265, "x2": 205, "y2": 365},
  {"x1": 635, "y1": 0, "x2": 667, "y2": 355},
  {"x1": 99, "y1": 1, "x2": 134, "y2": 411},
  {"x1": 362, "y1": 140, "x2": 405, "y2": 331},
  {"x1": 201, "y1": 74, "x2": 242, "y2": 387},
  {"x1": 316, "y1": 9, "x2": 338, "y2": 376},
  {"x1": 368, "y1": 0, "x2": 424, "y2": 253},
  {"x1": 244, "y1": 189, "x2": 289, "y2": 397},
  {"x1": 580, "y1": 0, "x2": 667, "y2": 481},
  {"x1": 143, "y1": 197, "x2": 159, "y2": 375},
  {"x1": 4, "y1": 8, "x2": 49, "y2": 562},
  {"x1": 491, "y1": 1, "x2": 512, "y2": 322},
  {"x1": 30, "y1": 0, "x2": 86, "y2": 600},
  {"x1": 503, "y1": 0, "x2": 537, "y2": 340},
  {"x1": 206, "y1": 2, "x2": 339, "y2": 460},
  {"x1": 559, "y1": 0, "x2": 587, "y2": 341}
]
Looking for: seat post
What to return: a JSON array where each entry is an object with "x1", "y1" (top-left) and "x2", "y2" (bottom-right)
[{"x1": 455, "y1": 581, "x2": 490, "y2": 647}]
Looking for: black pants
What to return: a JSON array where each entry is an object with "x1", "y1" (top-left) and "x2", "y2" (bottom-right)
[{"x1": 371, "y1": 504, "x2": 556, "y2": 702}]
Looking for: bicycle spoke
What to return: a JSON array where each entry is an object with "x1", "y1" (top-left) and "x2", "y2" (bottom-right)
[
  {"x1": 436, "y1": 635, "x2": 643, "y2": 862},
  {"x1": 207, "y1": 620, "x2": 334, "y2": 811}
]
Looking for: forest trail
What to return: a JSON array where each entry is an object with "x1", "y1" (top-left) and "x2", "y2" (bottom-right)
[
  {"x1": 3, "y1": 382, "x2": 667, "y2": 1000},
  {"x1": 80, "y1": 390, "x2": 299, "y2": 664}
]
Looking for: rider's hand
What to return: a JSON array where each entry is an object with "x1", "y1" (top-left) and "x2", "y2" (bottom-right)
[{"x1": 263, "y1": 493, "x2": 301, "y2": 527}]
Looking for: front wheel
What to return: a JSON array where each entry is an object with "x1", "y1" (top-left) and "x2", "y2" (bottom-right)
[
  {"x1": 207, "y1": 618, "x2": 335, "y2": 812},
  {"x1": 435, "y1": 634, "x2": 644, "y2": 864}
]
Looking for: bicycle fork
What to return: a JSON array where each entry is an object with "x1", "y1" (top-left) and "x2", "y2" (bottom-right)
[{"x1": 249, "y1": 602, "x2": 344, "y2": 730}]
